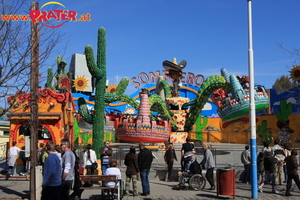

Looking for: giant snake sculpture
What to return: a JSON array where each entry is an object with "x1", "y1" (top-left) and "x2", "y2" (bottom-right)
[{"x1": 78, "y1": 27, "x2": 269, "y2": 153}]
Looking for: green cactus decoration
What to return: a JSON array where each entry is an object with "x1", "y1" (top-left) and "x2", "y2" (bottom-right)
[
  {"x1": 148, "y1": 94, "x2": 177, "y2": 131},
  {"x1": 276, "y1": 99, "x2": 292, "y2": 121},
  {"x1": 184, "y1": 75, "x2": 229, "y2": 131},
  {"x1": 194, "y1": 115, "x2": 208, "y2": 140},
  {"x1": 45, "y1": 67, "x2": 54, "y2": 89},
  {"x1": 57, "y1": 55, "x2": 66, "y2": 75},
  {"x1": 158, "y1": 79, "x2": 172, "y2": 98},
  {"x1": 79, "y1": 27, "x2": 107, "y2": 158},
  {"x1": 73, "y1": 116, "x2": 93, "y2": 146},
  {"x1": 257, "y1": 120, "x2": 273, "y2": 144},
  {"x1": 78, "y1": 28, "x2": 263, "y2": 144}
]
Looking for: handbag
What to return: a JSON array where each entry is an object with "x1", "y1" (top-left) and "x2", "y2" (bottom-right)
[{"x1": 92, "y1": 162, "x2": 98, "y2": 170}]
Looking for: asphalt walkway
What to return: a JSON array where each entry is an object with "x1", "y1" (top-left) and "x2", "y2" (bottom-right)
[{"x1": 1, "y1": 143, "x2": 300, "y2": 199}]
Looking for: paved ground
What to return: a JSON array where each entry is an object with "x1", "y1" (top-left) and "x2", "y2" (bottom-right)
[
  {"x1": 1, "y1": 176, "x2": 299, "y2": 200},
  {"x1": 0, "y1": 143, "x2": 299, "y2": 199}
]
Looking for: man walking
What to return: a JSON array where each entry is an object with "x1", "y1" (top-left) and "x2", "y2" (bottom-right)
[
  {"x1": 41, "y1": 141, "x2": 62, "y2": 200},
  {"x1": 285, "y1": 150, "x2": 300, "y2": 196},
  {"x1": 60, "y1": 139, "x2": 76, "y2": 200},
  {"x1": 241, "y1": 145, "x2": 251, "y2": 183},
  {"x1": 138, "y1": 142, "x2": 153, "y2": 196},
  {"x1": 200, "y1": 143, "x2": 215, "y2": 190},
  {"x1": 272, "y1": 139, "x2": 285, "y2": 185}
]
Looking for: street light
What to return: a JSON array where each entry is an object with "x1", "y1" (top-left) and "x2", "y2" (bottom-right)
[{"x1": 247, "y1": 0, "x2": 258, "y2": 199}]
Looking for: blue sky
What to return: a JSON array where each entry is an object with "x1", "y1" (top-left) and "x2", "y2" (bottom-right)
[{"x1": 36, "y1": 0, "x2": 300, "y2": 94}]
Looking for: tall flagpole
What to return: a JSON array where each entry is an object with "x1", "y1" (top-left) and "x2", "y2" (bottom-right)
[{"x1": 247, "y1": 0, "x2": 258, "y2": 199}]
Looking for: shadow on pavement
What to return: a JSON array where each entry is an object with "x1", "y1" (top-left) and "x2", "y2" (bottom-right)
[
  {"x1": 196, "y1": 193, "x2": 231, "y2": 199},
  {"x1": 0, "y1": 184, "x2": 29, "y2": 199}
]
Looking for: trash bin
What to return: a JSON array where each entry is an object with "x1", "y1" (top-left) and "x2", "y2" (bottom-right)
[{"x1": 217, "y1": 168, "x2": 235, "y2": 199}]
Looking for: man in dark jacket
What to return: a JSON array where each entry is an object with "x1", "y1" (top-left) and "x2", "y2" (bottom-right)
[
  {"x1": 138, "y1": 142, "x2": 153, "y2": 196},
  {"x1": 100, "y1": 141, "x2": 113, "y2": 175},
  {"x1": 285, "y1": 150, "x2": 300, "y2": 196},
  {"x1": 181, "y1": 137, "x2": 194, "y2": 171}
]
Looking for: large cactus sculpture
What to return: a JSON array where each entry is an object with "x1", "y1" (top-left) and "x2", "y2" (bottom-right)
[
  {"x1": 45, "y1": 55, "x2": 67, "y2": 90},
  {"x1": 79, "y1": 27, "x2": 107, "y2": 158},
  {"x1": 45, "y1": 67, "x2": 54, "y2": 89}
]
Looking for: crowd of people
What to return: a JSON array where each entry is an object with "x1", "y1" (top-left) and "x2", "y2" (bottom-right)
[
  {"x1": 241, "y1": 139, "x2": 300, "y2": 196},
  {"x1": 6, "y1": 137, "x2": 300, "y2": 199},
  {"x1": 7, "y1": 140, "x2": 155, "y2": 199}
]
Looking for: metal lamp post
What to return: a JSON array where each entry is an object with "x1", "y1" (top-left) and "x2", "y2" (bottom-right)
[{"x1": 247, "y1": 0, "x2": 258, "y2": 199}]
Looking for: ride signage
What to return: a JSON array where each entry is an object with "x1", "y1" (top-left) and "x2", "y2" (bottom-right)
[{"x1": 130, "y1": 70, "x2": 204, "y2": 89}]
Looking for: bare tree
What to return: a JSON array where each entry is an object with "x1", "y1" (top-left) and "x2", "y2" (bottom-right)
[
  {"x1": 272, "y1": 75, "x2": 298, "y2": 94},
  {"x1": 0, "y1": 0, "x2": 65, "y2": 117}
]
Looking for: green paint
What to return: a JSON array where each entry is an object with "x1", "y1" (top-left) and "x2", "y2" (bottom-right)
[{"x1": 257, "y1": 120, "x2": 273, "y2": 144}]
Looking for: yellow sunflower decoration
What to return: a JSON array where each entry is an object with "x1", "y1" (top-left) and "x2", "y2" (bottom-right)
[
  {"x1": 106, "y1": 84, "x2": 117, "y2": 93},
  {"x1": 73, "y1": 76, "x2": 89, "y2": 91},
  {"x1": 289, "y1": 65, "x2": 300, "y2": 82}
]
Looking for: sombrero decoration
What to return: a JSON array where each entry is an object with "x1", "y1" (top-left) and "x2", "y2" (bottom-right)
[{"x1": 163, "y1": 58, "x2": 187, "y2": 71}]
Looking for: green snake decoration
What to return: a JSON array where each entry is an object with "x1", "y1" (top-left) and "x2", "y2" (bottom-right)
[{"x1": 78, "y1": 27, "x2": 268, "y2": 145}]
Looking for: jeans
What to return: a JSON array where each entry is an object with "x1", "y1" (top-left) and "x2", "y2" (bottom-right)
[
  {"x1": 140, "y1": 169, "x2": 150, "y2": 194},
  {"x1": 167, "y1": 161, "x2": 174, "y2": 180},
  {"x1": 8, "y1": 166, "x2": 15, "y2": 175},
  {"x1": 184, "y1": 160, "x2": 190, "y2": 171},
  {"x1": 60, "y1": 180, "x2": 73, "y2": 200},
  {"x1": 206, "y1": 168, "x2": 215, "y2": 187},
  {"x1": 86, "y1": 165, "x2": 94, "y2": 175},
  {"x1": 41, "y1": 185, "x2": 61, "y2": 200},
  {"x1": 283, "y1": 165, "x2": 288, "y2": 182},
  {"x1": 243, "y1": 164, "x2": 250, "y2": 182},
  {"x1": 102, "y1": 164, "x2": 110, "y2": 175}
]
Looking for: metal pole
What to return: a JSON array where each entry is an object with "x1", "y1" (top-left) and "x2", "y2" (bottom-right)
[
  {"x1": 29, "y1": 2, "x2": 39, "y2": 200},
  {"x1": 247, "y1": 0, "x2": 258, "y2": 199}
]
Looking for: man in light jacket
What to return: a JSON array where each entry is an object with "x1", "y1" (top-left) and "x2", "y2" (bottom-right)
[
  {"x1": 200, "y1": 143, "x2": 215, "y2": 190},
  {"x1": 241, "y1": 145, "x2": 251, "y2": 183}
]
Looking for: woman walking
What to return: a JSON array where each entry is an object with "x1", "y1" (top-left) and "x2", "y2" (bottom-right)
[
  {"x1": 164, "y1": 143, "x2": 177, "y2": 181},
  {"x1": 200, "y1": 143, "x2": 215, "y2": 190},
  {"x1": 124, "y1": 146, "x2": 140, "y2": 196},
  {"x1": 6, "y1": 141, "x2": 23, "y2": 178},
  {"x1": 83, "y1": 144, "x2": 97, "y2": 176}
]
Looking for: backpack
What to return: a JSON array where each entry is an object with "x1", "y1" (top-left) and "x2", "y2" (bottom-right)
[
  {"x1": 72, "y1": 150, "x2": 81, "y2": 197},
  {"x1": 38, "y1": 152, "x2": 44, "y2": 165}
]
